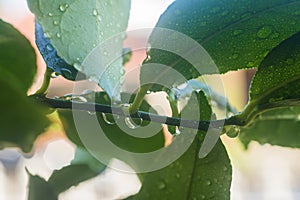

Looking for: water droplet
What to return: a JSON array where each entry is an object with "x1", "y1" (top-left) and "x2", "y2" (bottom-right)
[
  {"x1": 246, "y1": 62, "x2": 255, "y2": 67},
  {"x1": 53, "y1": 20, "x2": 59, "y2": 25},
  {"x1": 97, "y1": 16, "x2": 102, "y2": 21},
  {"x1": 257, "y1": 26, "x2": 273, "y2": 39},
  {"x1": 175, "y1": 173, "x2": 180, "y2": 178},
  {"x1": 92, "y1": 43, "x2": 96, "y2": 47},
  {"x1": 56, "y1": 32, "x2": 61, "y2": 38},
  {"x1": 200, "y1": 194, "x2": 206, "y2": 199},
  {"x1": 92, "y1": 9, "x2": 99, "y2": 16},
  {"x1": 124, "y1": 117, "x2": 142, "y2": 129},
  {"x1": 206, "y1": 180, "x2": 212, "y2": 186},
  {"x1": 51, "y1": 72, "x2": 59, "y2": 78},
  {"x1": 233, "y1": 29, "x2": 243, "y2": 36},
  {"x1": 88, "y1": 111, "x2": 96, "y2": 115},
  {"x1": 71, "y1": 96, "x2": 88, "y2": 103},
  {"x1": 157, "y1": 181, "x2": 166, "y2": 190},
  {"x1": 59, "y1": 4, "x2": 69, "y2": 12},
  {"x1": 43, "y1": 32, "x2": 51, "y2": 38},
  {"x1": 226, "y1": 112, "x2": 234, "y2": 118},
  {"x1": 226, "y1": 125, "x2": 240, "y2": 138},
  {"x1": 74, "y1": 63, "x2": 83, "y2": 71},
  {"x1": 61, "y1": 68, "x2": 73, "y2": 79},
  {"x1": 119, "y1": 68, "x2": 125, "y2": 75},
  {"x1": 46, "y1": 44, "x2": 54, "y2": 52},
  {"x1": 146, "y1": 90, "x2": 151, "y2": 94},
  {"x1": 48, "y1": 12, "x2": 53, "y2": 17},
  {"x1": 102, "y1": 113, "x2": 116, "y2": 125},
  {"x1": 297, "y1": 115, "x2": 300, "y2": 121}
]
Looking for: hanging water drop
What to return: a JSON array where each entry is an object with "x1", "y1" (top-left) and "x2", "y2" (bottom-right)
[
  {"x1": 225, "y1": 125, "x2": 240, "y2": 138},
  {"x1": 48, "y1": 12, "x2": 53, "y2": 17},
  {"x1": 88, "y1": 111, "x2": 96, "y2": 115},
  {"x1": 50, "y1": 72, "x2": 59, "y2": 78},
  {"x1": 124, "y1": 117, "x2": 142, "y2": 129},
  {"x1": 71, "y1": 96, "x2": 88, "y2": 103},
  {"x1": 101, "y1": 113, "x2": 116, "y2": 125},
  {"x1": 119, "y1": 68, "x2": 125, "y2": 75}
]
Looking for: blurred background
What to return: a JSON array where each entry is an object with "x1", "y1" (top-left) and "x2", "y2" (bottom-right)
[{"x1": 1, "y1": 0, "x2": 300, "y2": 199}]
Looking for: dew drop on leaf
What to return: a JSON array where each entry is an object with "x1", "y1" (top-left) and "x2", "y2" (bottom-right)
[
  {"x1": 53, "y1": 20, "x2": 59, "y2": 25},
  {"x1": 205, "y1": 180, "x2": 212, "y2": 186},
  {"x1": 59, "y1": 4, "x2": 69, "y2": 12},
  {"x1": 157, "y1": 181, "x2": 166, "y2": 190},
  {"x1": 92, "y1": 9, "x2": 99, "y2": 16},
  {"x1": 48, "y1": 12, "x2": 53, "y2": 17},
  {"x1": 46, "y1": 44, "x2": 54, "y2": 52},
  {"x1": 56, "y1": 32, "x2": 61, "y2": 38},
  {"x1": 257, "y1": 25, "x2": 273, "y2": 39}
]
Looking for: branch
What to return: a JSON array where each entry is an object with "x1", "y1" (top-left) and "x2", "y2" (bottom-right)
[{"x1": 32, "y1": 95, "x2": 241, "y2": 132}]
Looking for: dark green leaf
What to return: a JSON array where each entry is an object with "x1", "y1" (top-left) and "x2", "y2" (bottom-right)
[
  {"x1": 28, "y1": 174, "x2": 57, "y2": 200},
  {"x1": 0, "y1": 20, "x2": 49, "y2": 152},
  {"x1": 240, "y1": 107, "x2": 300, "y2": 148},
  {"x1": 35, "y1": 22, "x2": 86, "y2": 81},
  {"x1": 234, "y1": 31, "x2": 300, "y2": 126},
  {"x1": 143, "y1": 0, "x2": 300, "y2": 91},
  {"x1": 250, "y1": 32, "x2": 300, "y2": 104},
  {"x1": 128, "y1": 92, "x2": 232, "y2": 200},
  {"x1": 0, "y1": 19, "x2": 36, "y2": 92}
]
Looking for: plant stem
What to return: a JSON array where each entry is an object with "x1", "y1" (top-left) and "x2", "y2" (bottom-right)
[
  {"x1": 128, "y1": 84, "x2": 151, "y2": 114},
  {"x1": 33, "y1": 95, "x2": 236, "y2": 131},
  {"x1": 34, "y1": 68, "x2": 53, "y2": 96}
]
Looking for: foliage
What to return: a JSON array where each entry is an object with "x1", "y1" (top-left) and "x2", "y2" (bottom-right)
[{"x1": 0, "y1": 0, "x2": 299, "y2": 199}]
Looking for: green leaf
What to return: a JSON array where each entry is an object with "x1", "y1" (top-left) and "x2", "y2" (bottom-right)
[
  {"x1": 0, "y1": 20, "x2": 49, "y2": 152},
  {"x1": 48, "y1": 164, "x2": 102, "y2": 195},
  {"x1": 28, "y1": 174, "x2": 57, "y2": 200},
  {"x1": 234, "y1": 31, "x2": 300, "y2": 126},
  {"x1": 143, "y1": 0, "x2": 300, "y2": 91},
  {"x1": 35, "y1": 22, "x2": 86, "y2": 81},
  {"x1": 240, "y1": 107, "x2": 300, "y2": 148},
  {"x1": 128, "y1": 92, "x2": 232, "y2": 200},
  {"x1": 28, "y1": 163, "x2": 103, "y2": 200},
  {"x1": 0, "y1": 19, "x2": 36, "y2": 92},
  {"x1": 27, "y1": 0, "x2": 131, "y2": 99},
  {"x1": 58, "y1": 92, "x2": 165, "y2": 170}
]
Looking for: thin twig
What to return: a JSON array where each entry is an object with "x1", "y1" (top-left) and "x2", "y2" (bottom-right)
[{"x1": 32, "y1": 95, "x2": 240, "y2": 131}]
